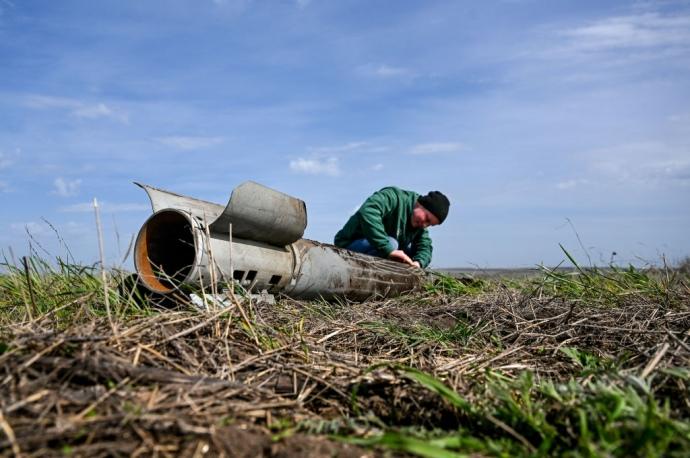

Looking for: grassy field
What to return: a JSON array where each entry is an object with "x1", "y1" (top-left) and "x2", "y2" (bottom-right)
[{"x1": 1, "y1": 254, "x2": 689, "y2": 457}]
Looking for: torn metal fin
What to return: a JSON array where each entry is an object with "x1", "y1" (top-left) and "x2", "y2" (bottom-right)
[
  {"x1": 208, "y1": 181, "x2": 307, "y2": 246},
  {"x1": 134, "y1": 182, "x2": 224, "y2": 223}
]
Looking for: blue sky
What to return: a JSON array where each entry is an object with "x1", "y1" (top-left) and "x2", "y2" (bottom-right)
[{"x1": 1, "y1": 0, "x2": 689, "y2": 268}]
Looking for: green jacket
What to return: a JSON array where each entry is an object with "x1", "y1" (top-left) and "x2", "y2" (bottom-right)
[{"x1": 334, "y1": 186, "x2": 433, "y2": 268}]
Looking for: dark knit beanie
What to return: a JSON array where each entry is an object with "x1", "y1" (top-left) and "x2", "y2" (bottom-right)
[{"x1": 418, "y1": 191, "x2": 450, "y2": 224}]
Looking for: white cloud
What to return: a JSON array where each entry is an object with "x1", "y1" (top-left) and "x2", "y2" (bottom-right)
[
  {"x1": 296, "y1": 0, "x2": 311, "y2": 8},
  {"x1": 155, "y1": 136, "x2": 225, "y2": 150},
  {"x1": 0, "y1": 148, "x2": 18, "y2": 191},
  {"x1": 408, "y1": 142, "x2": 465, "y2": 155},
  {"x1": 79, "y1": 103, "x2": 128, "y2": 123},
  {"x1": 10, "y1": 222, "x2": 48, "y2": 236},
  {"x1": 358, "y1": 63, "x2": 415, "y2": 79},
  {"x1": 9, "y1": 220, "x2": 90, "y2": 238},
  {"x1": 52, "y1": 177, "x2": 82, "y2": 197},
  {"x1": 556, "y1": 180, "x2": 577, "y2": 190},
  {"x1": 587, "y1": 142, "x2": 690, "y2": 186},
  {"x1": 0, "y1": 0, "x2": 14, "y2": 14},
  {"x1": 668, "y1": 112, "x2": 690, "y2": 124},
  {"x1": 0, "y1": 148, "x2": 18, "y2": 169},
  {"x1": 642, "y1": 159, "x2": 690, "y2": 182},
  {"x1": 289, "y1": 157, "x2": 340, "y2": 176},
  {"x1": 58, "y1": 202, "x2": 97, "y2": 213},
  {"x1": 0, "y1": 155, "x2": 12, "y2": 169},
  {"x1": 59, "y1": 202, "x2": 150, "y2": 213},
  {"x1": 61, "y1": 221, "x2": 92, "y2": 237},
  {"x1": 306, "y1": 142, "x2": 388, "y2": 155},
  {"x1": 556, "y1": 178, "x2": 589, "y2": 190},
  {"x1": 532, "y1": 10, "x2": 690, "y2": 71},
  {"x1": 371, "y1": 163, "x2": 384, "y2": 171},
  {"x1": 311, "y1": 142, "x2": 367, "y2": 153},
  {"x1": 288, "y1": 142, "x2": 387, "y2": 177},
  {"x1": 374, "y1": 65, "x2": 409, "y2": 77},
  {"x1": 562, "y1": 12, "x2": 690, "y2": 53},
  {"x1": 26, "y1": 95, "x2": 80, "y2": 110},
  {"x1": 25, "y1": 95, "x2": 128, "y2": 123},
  {"x1": 73, "y1": 103, "x2": 112, "y2": 119}
]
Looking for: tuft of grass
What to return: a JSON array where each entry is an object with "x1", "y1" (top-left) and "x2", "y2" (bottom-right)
[
  {"x1": 348, "y1": 366, "x2": 690, "y2": 457},
  {"x1": 533, "y1": 245, "x2": 680, "y2": 307},
  {"x1": 425, "y1": 273, "x2": 487, "y2": 296},
  {"x1": 344, "y1": 432, "x2": 469, "y2": 458},
  {"x1": 0, "y1": 256, "x2": 154, "y2": 326},
  {"x1": 559, "y1": 347, "x2": 618, "y2": 376}
]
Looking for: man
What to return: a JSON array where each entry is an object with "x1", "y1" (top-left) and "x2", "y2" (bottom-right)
[{"x1": 334, "y1": 187, "x2": 450, "y2": 269}]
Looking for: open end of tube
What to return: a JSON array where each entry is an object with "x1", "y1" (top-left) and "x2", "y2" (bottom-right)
[{"x1": 134, "y1": 210, "x2": 196, "y2": 294}]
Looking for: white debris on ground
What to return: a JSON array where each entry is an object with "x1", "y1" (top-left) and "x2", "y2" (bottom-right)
[{"x1": 189, "y1": 290, "x2": 275, "y2": 310}]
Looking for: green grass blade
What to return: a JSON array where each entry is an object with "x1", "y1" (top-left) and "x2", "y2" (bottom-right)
[
  {"x1": 395, "y1": 366, "x2": 472, "y2": 412},
  {"x1": 342, "y1": 433, "x2": 468, "y2": 458}
]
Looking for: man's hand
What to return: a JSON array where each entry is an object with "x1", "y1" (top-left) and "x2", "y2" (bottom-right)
[{"x1": 389, "y1": 250, "x2": 422, "y2": 268}]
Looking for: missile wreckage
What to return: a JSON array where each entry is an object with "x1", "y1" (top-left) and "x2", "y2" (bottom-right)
[{"x1": 133, "y1": 181, "x2": 423, "y2": 301}]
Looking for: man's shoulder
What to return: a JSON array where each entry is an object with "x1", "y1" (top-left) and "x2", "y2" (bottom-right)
[
  {"x1": 374, "y1": 186, "x2": 418, "y2": 198},
  {"x1": 362, "y1": 187, "x2": 418, "y2": 213}
]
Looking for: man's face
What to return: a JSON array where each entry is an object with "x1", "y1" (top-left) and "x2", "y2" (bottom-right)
[{"x1": 411, "y1": 204, "x2": 441, "y2": 229}]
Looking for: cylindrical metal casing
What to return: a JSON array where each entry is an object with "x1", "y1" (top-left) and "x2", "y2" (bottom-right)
[
  {"x1": 134, "y1": 209, "x2": 422, "y2": 299},
  {"x1": 285, "y1": 240, "x2": 423, "y2": 300},
  {"x1": 135, "y1": 209, "x2": 294, "y2": 294}
]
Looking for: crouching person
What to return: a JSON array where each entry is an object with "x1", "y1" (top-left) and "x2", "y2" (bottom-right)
[{"x1": 334, "y1": 186, "x2": 450, "y2": 269}]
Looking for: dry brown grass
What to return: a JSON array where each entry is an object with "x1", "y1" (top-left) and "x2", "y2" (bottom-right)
[{"x1": 1, "y1": 270, "x2": 689, "y2": 456}]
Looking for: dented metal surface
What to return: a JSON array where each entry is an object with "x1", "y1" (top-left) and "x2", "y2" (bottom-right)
[
  {"x1": 285, "y1": 240, "x2": 422, "y2": 300},
  {"x1": 209, "y1": 181, "x2": 307, "y2": 246},
  {"x1": 133, "y1": 182, "x2": 421, "y2": 300}
]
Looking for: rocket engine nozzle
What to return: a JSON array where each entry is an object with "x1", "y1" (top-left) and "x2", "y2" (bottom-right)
[{"x1": 135, "y1": 209, "x2": 199, "y2": 294}]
